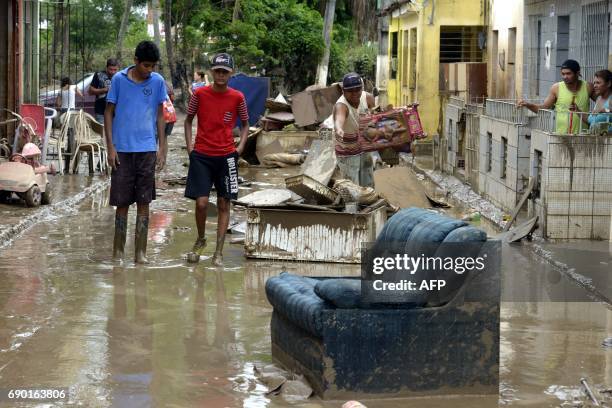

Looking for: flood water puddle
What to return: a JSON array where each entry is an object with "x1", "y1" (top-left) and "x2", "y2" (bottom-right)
[{"x1": 0, "y1": 138, "x2": 610, "y2": 407}]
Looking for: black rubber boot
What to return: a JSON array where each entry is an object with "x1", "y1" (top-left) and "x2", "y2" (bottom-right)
[
  {"x1": 113, "y1": 214, "x2": 127, "y2": 260},
  {"x1": 134, "y1": 215, "x2": 149, "y2": 264}
]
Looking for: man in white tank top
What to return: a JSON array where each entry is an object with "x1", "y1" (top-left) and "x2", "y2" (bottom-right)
[{"x1": 333, "y1": 72, "x2": 376, "y2": 186}]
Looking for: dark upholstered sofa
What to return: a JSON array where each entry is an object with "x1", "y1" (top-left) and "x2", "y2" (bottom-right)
[{"x1": 265, "y1": 208, "x2": 500, "y2": 399}]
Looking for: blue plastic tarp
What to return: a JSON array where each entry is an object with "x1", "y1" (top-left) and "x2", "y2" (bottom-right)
[{"x1": 228, "y1": 73, "x2": 270, "y2": 127}]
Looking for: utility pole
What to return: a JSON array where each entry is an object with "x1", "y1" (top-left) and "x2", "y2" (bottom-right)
[{"x1": 315, "y1": 0, "x2": 336, "y2": 87}]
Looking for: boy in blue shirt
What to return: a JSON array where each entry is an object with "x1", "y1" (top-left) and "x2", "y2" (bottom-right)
[{"x1": 104, "y1": 41, "x2": 168, "y2": 263}]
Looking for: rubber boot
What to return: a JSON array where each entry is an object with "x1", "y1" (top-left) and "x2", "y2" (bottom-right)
[
  {"x1": 113, "y1": 214, "x2": 127, "y2": 260},
  {"x1": 134, "y1": 215, "x2": 149, "y2": 264}
]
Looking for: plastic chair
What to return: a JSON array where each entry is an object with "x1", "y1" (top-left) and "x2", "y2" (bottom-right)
[
  {"x1": 69, "y1": 110, "x2": 107, "y2": 175},
  {"x1": 40, "y1": 107, "x2": 57, "y2": 165},
  {"x1": 47, "y1": 110, "x2": 79, "y2": 174}
]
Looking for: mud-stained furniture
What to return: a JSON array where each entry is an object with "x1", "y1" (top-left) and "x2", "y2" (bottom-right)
[{"x1": 265, "y1": 208, "x2": 500, "y2": 399}]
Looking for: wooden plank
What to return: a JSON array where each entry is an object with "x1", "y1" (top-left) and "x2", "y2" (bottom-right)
[{"x1": 503, "y1": 177, "x2": 535, "y2": 232}]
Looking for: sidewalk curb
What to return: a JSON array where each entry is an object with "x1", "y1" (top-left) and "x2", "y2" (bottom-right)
[{"x1": 0, "y1": 178, "x2": 110, "y2": 250}]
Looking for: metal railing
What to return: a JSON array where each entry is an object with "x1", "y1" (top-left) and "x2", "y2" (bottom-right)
[
  {"x1": 465, "y1": 102, "x2": 484, "y2": 115},
  {"x1": 484, "y1": 99, "x2": 538, "y2": 125},
  {"x1": 448, "y1": 95, "x2": 466, "y2": 109},
  {"x1": 535, "y1": 109, "x2": 556, "y2": 133},
  {"x1": 534, "y1": 109, "x2": 612, "y2": 135}
]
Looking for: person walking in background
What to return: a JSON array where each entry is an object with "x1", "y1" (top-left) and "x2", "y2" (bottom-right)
[
  {"x1": 55, "y1": 76, "x2": 83, "y2": 115},
  {"x1": 518, "y1": 59, "x2": 595, "y2": 134},
  {"x1": 183, "y1": 53, "x2": 249, "y2": 266},
  {"x1": 588, "y1": 69, "x2": 612, "y2": 133},
  {"x1": 90, "y1": 58, "x2": 120, "y2": 124},
  {"x1": 104, "y1": 41, "x2": 168, "y2": 264},
  {"x1": 333, "y1": 72, "x2": 376, "y2": 186},
  {"x1": 188, "y1": 69, "x2": 209, "y2": 98}
]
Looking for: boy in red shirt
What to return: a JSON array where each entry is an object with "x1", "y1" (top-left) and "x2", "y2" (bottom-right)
[{"x1": 184, "y1": 53, "x2": 249, "y2": 265}]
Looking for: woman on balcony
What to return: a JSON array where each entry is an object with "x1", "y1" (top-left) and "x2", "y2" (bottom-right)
[{"x1": 588, "y1": 69, "x2": 612, "y2": 134}]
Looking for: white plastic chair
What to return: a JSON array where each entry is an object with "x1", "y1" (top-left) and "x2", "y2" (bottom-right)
[{"x1": 69, "y1": 110, "x2": 107, "y2": 175}]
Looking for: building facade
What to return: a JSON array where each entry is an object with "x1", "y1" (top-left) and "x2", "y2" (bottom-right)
[
  {"x1": 523, "y1": 0, "x2": 611, "y2": 99},
  {"x1": 385, "y1": 0, "x2": 487, "y2": 137},
  {"x1": 1, "y1": 0, "x2": 40, "y2": 145},
  {"x1": 488, "y1": 0, "x2": 525, "y2": 99}
]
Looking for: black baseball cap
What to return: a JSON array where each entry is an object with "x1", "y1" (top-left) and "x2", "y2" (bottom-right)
[
  {"x1": 342, "y1": 72, "x2": 363, "y2": 90},
  {"x1": 561, "y1": 59, "x2": 581, "y2": 74},
  {"x1": 211, "y1": 53, "x2": 234, "y2": 72}
]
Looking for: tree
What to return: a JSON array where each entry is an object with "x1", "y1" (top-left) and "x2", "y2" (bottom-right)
[
  {"x1": 151, "y1": 0, "x2": 163, "y2": 75},
  {"x1": 116, "y1": 0, "x2": 134, "y2": 61},
  {"x1": 315, "y1": 0, "x2": 335, "y2": 86}
]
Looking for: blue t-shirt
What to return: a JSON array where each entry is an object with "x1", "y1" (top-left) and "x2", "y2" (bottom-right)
[{"x1": 106, "y1": 67, "x2": 168, "y2": 152}]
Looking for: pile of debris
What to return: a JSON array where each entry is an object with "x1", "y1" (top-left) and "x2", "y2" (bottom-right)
[
  {"x1": 241, "y1": 81, "x2": 427, "y2": 170},
  {"x1": 239, "y1": 83, "x2": 343, "y2": 168},
  {"x1": 261, "y1": 83, "x2": 342, "y2": 131},
  {"x1": 235, "y1": 134, "x2": 389, "y2": 214}
]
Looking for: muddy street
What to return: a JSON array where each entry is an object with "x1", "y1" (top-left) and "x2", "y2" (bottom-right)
[{"x1": 0, "y1": 121, "x2": 610, "y2": 408}]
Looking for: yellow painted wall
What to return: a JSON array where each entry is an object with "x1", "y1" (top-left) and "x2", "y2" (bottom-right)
[{"x1": 388, "y1": 0, "x2": 485, "y2": 137}]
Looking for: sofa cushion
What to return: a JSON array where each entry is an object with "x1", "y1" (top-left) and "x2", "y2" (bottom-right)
[
  {"x1": 407, "y1": 217, "x2": 468, "y2": 243},
  {"x1": 378, "y1": 207, "x2": 439, "y2": 243},
  {"x1": 443, "y1": 225, "x2": 487, "y2": 242},
  {"x1": 265, "y1": 273, "x2": 327, "y2": 337},
  {"x1": 314, "y1": 279, "x2": 361, "y2": 308}
]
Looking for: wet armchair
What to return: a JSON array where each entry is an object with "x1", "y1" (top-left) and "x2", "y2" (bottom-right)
[{"x1": 265, "y1": 208, "x2": 501, "y2": 399}]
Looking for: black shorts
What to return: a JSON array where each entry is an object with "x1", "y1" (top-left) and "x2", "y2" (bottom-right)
[
  {"x1": 109, "y1": 152, "x2": 157, "y2": 207},
  {"x1": 185, "y1": 151, "x2": 239, "y2": 200}
]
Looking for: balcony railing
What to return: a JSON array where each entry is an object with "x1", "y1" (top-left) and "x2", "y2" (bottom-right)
[
  {"x1": 484, "y1": 99, "x2": 537, "y2": 125},
  {"x1": 465, "y1": 102, "x2": 484, "y2": 116},
  {"x1": 534, "y1": 109, "x2": 612, "y2": 135},
  {"x1": 448, "y1": 95, "x2": 466, "y2": 109}
]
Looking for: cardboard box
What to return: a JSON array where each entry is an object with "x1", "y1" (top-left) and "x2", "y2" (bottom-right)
[{"x1": 291, "y1": 84, "x2": 342, "y2": 127}]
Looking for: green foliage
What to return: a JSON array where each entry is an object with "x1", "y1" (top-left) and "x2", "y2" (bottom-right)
[
  {"x1": 345, "y1": 42, "x2": 377, "y2": 82},
  {"x1": 38, "y1": 0, "x2": 379, "y2": 92},
  {"x1": 193, "y1": 0, "x2": 326, "y2": 92},
  {"x1": 125, "y1": 19, "x2": 149, "y2": 51}
]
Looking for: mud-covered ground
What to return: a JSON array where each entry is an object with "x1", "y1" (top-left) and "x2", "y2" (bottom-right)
[{"x1": 0, "y1": 116, "x2": 610, "y2": 407}]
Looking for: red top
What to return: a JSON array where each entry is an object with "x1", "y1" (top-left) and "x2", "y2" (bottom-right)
[{"x1": 187, "y1": 86, "x2": 249, "y2": 156}]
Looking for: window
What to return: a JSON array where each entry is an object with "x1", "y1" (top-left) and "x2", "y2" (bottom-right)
[
  {"x1": 439, "y1": 26, "x2": 485, "y2": 63},
  {"x1": 401, "y1": 30, "x2": 409, "y2": 87},
  {"x1": 507, "y1": 27, "x2": 517, "y2": 66},
  {"x1": 390, "y1": 31, "x2": 398, "y2": 79},
  {"x1": 533, "y1": 150, "x2": 542, "y2": 198},
  {"x1": 536, "y1": 20, "x2": 542, "y2": 96},
  {"x1": 448, "y1": 119, "x2": 453, "y2": 151},
  {"x1": 491, "y1": 30, "x2": 498, "y2": 97},
  {"x1": 486, "y1": 132, "x2": 492, "y2": 172},
  {"x1": 409, "y1": 28, "x2": 417, "y2": 89},
  {"x1": 556, "y1": 16, "x2": 569, "y2": 71},
  {"x1": 500, "y1": 137, "x2": 507, "y2": 179},
  {"x1": 581, "y1": 1, "x2": 610, "y2": 80}
]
